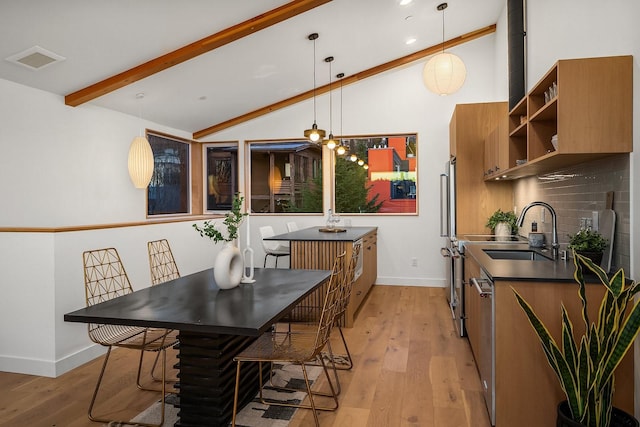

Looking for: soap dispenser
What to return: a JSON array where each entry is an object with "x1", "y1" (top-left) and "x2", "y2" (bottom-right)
[{"x1": 528, "y1": 221, "x2": 544, "y2": 247}]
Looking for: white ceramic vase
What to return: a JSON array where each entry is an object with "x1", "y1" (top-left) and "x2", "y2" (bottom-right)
[
  {"x1": 214, "y1": 242, "x2": 243, "y2": 289},
  {"x1": 494, "y1": 222, "x2": 512, "y2": 240}
]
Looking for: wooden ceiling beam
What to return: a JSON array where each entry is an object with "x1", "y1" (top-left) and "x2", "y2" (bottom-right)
[
  {"x1": 193, "y1": 24, "x2": 496, "y2": 139},
  {"x1": 64, "y1": 0, "x2": 332, "y2": 107}
]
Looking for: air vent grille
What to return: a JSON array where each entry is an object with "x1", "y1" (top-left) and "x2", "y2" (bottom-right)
[{"x1": 5, "y1": 46, "x2": 65, "y2": 70}]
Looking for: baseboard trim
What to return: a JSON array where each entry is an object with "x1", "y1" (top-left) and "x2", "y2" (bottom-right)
[
  {"x1": 0, "y1": 344, "x2": 105, "y2": 378},
  {"x1": 374, "y1": 276, "x2": 446, "y2": 287}
]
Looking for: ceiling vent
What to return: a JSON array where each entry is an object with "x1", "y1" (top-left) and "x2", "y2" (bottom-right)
[{"x1": 5, "y1": 46, "x2": 65, "y2": 70}]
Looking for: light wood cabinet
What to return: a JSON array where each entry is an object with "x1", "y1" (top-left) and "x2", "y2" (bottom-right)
[
  {"x1": 483, "y1": 116, "x2": 509, "y2": 179},
  {"x1": 493, "y1": 279, "x2": 634, "y2": 426},
  {"x1": 450, "y1": 102, "x2": 513, "y2": 234},
  {"x1": 348, "y1": 231, "x2": 377, "y2": 325},
  {"x1": 501, "y1": 55, "x2": 632, "y2": 179}
]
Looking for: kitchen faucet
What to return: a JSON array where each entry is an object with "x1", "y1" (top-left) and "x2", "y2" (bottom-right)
[{"x1": 517, "y1": 201, "x2": 559, "y2": 259}]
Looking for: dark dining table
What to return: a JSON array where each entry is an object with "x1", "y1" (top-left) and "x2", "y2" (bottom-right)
[{"x1": 64, "y1": 267, "x2": 331, "y2": 427}]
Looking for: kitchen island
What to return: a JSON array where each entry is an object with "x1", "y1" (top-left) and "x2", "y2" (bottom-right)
[
  {"x1": 266, "y1": 226, "x2": 377, "y2": 326},
  {"x1": 463, "y1": 243, "x2": 634, "y2": 427}
]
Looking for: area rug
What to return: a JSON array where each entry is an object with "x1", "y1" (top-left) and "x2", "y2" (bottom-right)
[{"x1": 112, "y1": 363, "x2": 324, "y2": 427}]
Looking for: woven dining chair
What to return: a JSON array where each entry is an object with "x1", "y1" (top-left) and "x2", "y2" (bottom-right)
[
  {"x1": 82, "y1": 247, "x2": 177, "y2": 427},
  {"x1": 231, "y1": 252, "x2": 346, "y2": 427}
]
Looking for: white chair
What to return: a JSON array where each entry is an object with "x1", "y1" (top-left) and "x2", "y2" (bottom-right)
[
  {"x1": 259, "y1": 225, "x2": 290, "y2": 268},
  {"x1": 286, "y1": 221, "x2": 299, "y2": 232}
]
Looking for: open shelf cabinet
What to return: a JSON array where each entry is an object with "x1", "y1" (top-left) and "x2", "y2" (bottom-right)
[{"x1": 496, "y1": 55, "x2": 633, "y2": 180}]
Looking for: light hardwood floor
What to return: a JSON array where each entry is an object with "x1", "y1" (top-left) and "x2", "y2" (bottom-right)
[{"x1": 0, "y1": 286, "x2": 491, "y2": 427}]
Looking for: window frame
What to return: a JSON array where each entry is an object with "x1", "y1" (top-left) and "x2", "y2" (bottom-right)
[
  {"x1": 202, "y1": 141, "x2": 240, "y2": 213},
  {"x1": 146, "y1": 130, "x2": 193, "y2": 217},
  {"x1": 333, "y1": 133, "x2": 418, "y2": 216},
  {"x1": 245, "y1": 139, "x2": 324, "y2": 215}
]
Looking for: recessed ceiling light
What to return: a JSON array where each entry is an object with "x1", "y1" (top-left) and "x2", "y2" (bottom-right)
[
  {"x1": 399, "y1": 0, "x2": 413, "y2": 5},
  {"x1": 406, "y1": 38, "x2": 417, "y2": 45},
  {"x1": 5, "y1": 46, "x2": 65, "y2": 70}
]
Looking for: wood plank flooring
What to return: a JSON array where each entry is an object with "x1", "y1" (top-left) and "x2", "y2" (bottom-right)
[{"x1": 0, "y1": 286, "x2": 491, "y2": 427}]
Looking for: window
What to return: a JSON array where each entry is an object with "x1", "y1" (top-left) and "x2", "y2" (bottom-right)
[
  {"x1": 147, "y1": 133, "x2": 190, "y2": 216},
  {"x1": 204, "y1": 143, "x2": 239, "y2": 212},
  {"x1": 248, "y1": 140, "x2": 323, "y2": 213},
  {"x1": 335, "y1": 134, "x2": 417, "y2": 214}
]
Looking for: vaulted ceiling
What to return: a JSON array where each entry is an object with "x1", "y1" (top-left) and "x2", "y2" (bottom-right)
[{"x1": 0, "y1": 0, "x2": 504, "y2": 139}]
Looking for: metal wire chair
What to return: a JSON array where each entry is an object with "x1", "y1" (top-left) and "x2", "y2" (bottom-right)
[
  {"x1": 147, "y1": 239, "x2": 181, "y2": 285},
  {"x1": 231, "y1": 252, "x2": 346, "y2": 427},
  {"x1": 146, "y1": 239, "x2": 181, "y2": 381},
  {"x1": 332, "y1": 241, "x2": 362, "y2": 371},
  {"x1": 82, "y1": 247, "x2": 177, "y2": 427}
]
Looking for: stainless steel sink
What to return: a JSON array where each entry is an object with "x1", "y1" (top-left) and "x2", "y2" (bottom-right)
[{"x1": 483, "y1": 249, "x2": 553, "y2": 261}]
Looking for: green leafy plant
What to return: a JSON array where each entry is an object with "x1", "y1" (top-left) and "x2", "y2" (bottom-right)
[
  {"x1": 513, "y1": 253, "x2": 640, "y2": 427},
  {"x1": 486, "y1": 209, "x2": 518, "y2": 233},
  {"x1": 193, "y1": 193, "x2": 247, "y2": 243},
  {"x1": 567, "y1": 229, "x2": 608, "y2": 253}
]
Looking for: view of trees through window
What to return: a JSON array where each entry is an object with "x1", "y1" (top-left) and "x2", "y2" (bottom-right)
[
  {"x1": 335, "y1": 134, "x2": 417, "y2": 214},
  {"x1": 248, "y1": 141, "x2": 323, "y2": 213},
  {"x1": 147, "y1": 133, "x2": 190, "y2": 215},
  {"x1": 205, "y1": 143, "x2": 238, "y2": 211}
]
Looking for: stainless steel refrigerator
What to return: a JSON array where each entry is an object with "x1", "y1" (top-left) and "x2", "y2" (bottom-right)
[{"x1": 440, "y1": 158, "x2": 465, "y2": 336}]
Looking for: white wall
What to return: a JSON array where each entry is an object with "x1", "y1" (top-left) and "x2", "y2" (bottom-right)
[{"x1": 0, "y1": 80, "x2": 221, "y2": 376}]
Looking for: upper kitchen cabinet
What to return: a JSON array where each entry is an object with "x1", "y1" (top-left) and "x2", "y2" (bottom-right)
[
  {"x1": 450, "y1": 102, "x2": 513, "y2": 235},
  {"x1": 483, "y1": 114, "x2": 510, "y2": 179},
  {"x1": 500, "y1": 55, "x2": 632, "y2": 179}
]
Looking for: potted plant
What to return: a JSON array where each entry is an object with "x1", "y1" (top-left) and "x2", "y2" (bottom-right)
[
  {"x1": 567, "y1": 229, "x2": 608, "y2": 265},
  {"x1": 513, "y1": 253, "x2": 640, "y2": 427},
  {"x1": 193, "y1": 193, "x2": 247, "y2": 289},
  {"x1": 486, "y1": 208, "x2": 518, "y2": 237}
]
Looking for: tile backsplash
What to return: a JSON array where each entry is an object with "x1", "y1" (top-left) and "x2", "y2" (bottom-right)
[{"x1": 513, "y1": 154, "x2": 630, "y2": 274}]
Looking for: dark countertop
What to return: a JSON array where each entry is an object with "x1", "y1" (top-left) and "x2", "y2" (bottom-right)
[
  {"x1": 267, "y1": 226, "x2": 377, "y2": 242},
  {"x1": 464, "y1": 243, "x2": 578, "y2": 282}
]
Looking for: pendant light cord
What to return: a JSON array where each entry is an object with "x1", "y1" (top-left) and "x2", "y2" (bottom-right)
[
  {"x1": 312, "y1": 37, "x2": 317, "y2": 124},
  {"x1": 441, "y1": 6, "x2": 445, "y2": 54},
  {"x1": 328, "y1": 59, "x2": 333, "y2": 133}
]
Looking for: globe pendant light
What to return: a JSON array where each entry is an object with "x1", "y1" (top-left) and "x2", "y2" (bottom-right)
[
  {"x1": 335, "y1": 73, "x2": 347, "y2": 155},
  {"x1": 303, "y1": 33, "x2": 326, "y2": 142},
  {"x1": 322, "y1": 56, "x2": 338, "y2": 150},
  {"x1": 423, "y1": 3, "x2": 466, "y2": 96},
  {"x1": 128, "y1": 93, "x2": 154, "y2": 188}
]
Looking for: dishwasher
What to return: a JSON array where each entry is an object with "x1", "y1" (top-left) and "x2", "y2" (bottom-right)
[{"x1": 471, "y1": 269, "x2": 495, "y2": 426}]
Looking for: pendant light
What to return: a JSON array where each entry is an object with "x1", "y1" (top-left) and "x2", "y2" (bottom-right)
[
  {"x1": 335, "y1": 73, "x2": 347, "y2": 155},
  {"x1": 303, "y1": 33, "x2": 326, "y2": 142},
  {"x1": 127, "y1": 93, "x2": 154, "y2": 188},
  {"x1": 322, "y1": 56, "x2": 338, "y2": 150},
  {"x1": 423, "y1": 3, "x2": 466, "y2": 96}
]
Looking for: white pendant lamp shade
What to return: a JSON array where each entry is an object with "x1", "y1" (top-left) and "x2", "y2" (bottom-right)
[
  {"x1": 423, "y1": 51, "x2": 466, "y2": 96},
  {"x1": 128, "y1": 135, "x2": 154, "y2": 188}
]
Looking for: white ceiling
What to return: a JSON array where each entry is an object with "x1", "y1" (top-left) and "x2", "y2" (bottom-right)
[{"x1": 0, "y1": 0, "x2": 504, "y2": 138}]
